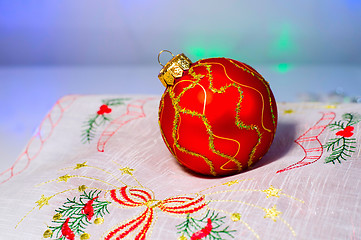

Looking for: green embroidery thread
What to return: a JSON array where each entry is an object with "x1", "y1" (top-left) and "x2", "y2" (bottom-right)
[
  {"x1": 81, "y1": 98, "x2": 128, "y2": 143},
  {"x1": 45, "y1": 190, "x2": 110, "y2": 239},
  {"x1": 176, "y1": 210, "x2": 236, "y2": 240},
  {"x1": 323, "y1": 113, "x2": 361, "y2": 164}
]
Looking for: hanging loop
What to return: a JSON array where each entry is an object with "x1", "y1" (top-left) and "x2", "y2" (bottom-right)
[
  {"x1": 157, "y1": 51, "x2": 192, "y2": 87},
  {"x1": 158, "y1": 50, "x2": 174, "y2": 67}
]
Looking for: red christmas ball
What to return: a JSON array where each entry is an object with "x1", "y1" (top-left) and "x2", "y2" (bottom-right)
[{"x1": 158, "y1": 53, "x2": 277, "y2": 176}]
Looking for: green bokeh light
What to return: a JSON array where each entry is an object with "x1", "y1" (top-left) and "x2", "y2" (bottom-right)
[
  {"x1": 277, "y1": 26, "x2": 293, "y2": 51},
  {"x1": 190, "y1": 47, "x2": 206, "y2": 58},
  {"x1": 276, "y1": 63, "x2": 291, "y2": 73},
  {"x1": 186, "y1": 42, "x2": 232, "y2": 60},
  {"x1": 270, "y1": 23, "x2": 297, "y2": 62}
]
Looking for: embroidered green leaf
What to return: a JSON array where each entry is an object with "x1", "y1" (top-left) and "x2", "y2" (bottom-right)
[
  {"x1": 324, "y1": 137, "x2": 356, "y2": 164},
  {"x1": 102, "y1": 98, "x2": 130, "y2": 106},
  {"x1": 48, "y1": 190, "x2": 110, "y2": 240},
  {"x1": 343, "y1": 113, "x2": 361, "y2": 126},
  {"x1": 176, "y1": 210, "x2": 236, "y2": 240},
  {"x1": 323, "y1": 112, "x2": 360, "y2": 164},
  {"x1": 81, "y1": 98, "x2": 128, "y2": 143},
  {"x1": 81, "y1": 114, "x2": 110, "y2": 143}
]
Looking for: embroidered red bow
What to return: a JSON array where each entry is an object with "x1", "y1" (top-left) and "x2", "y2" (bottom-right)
[
  {"x1": 105, "y1": 186, "x2": 206, "y2": 240},
  {"x1": 336, "y1": 126, "x2": 354, "y2": 138}
]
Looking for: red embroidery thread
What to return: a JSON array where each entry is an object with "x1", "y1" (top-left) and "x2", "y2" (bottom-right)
[
  {"x1": 81, "y1": 196, "x2": 99, "y2": 221},
  {"x1": 97, "y1": 97, "x2": 156, "y2": 152},
  {"x1": 61, "y1": 218, "x2": 75, "y2": 240},
  {"x1": 176, "y1": 210, "x2": 236, "y2": 239},
  {"x1": 97, "y1": 105, "x2": 112, "y2": 115},
  {"x1": 106, "y1": 186, "x2": 206, "y2": 239},
  {"x1": 191, "y1": 218, "x2": 212, "y2": 240},
  {"x1": 277, "y1": 112, "x2": 336, "y2": 173},
  {"x1": 82, "y1": 98, "x2": 128, "y2": 143},
  {"x1": 0, "y1": 95, "x2": 77, "y2": 184},
  {"x1": 46, "y1": 190, "x2": 110, "y2": 239},
  {"x1": 336, "y1": 126, "x2": 354, "y2": 137},
  {"x1": 323, "y1": 113, "x2": 361, "y2": 164}
]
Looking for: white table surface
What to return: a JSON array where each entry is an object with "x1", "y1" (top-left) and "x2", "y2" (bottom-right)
[{"x1": 1, "y1": 64, "x2": 360, "y2": 172}]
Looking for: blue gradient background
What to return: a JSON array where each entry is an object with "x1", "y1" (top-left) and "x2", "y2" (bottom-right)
[
  {"x1": 1, "y1": 0, "x2": 360, "y2": 66},
  {"x1": 0, "y1": 0, "x2": 361, "y2": 169}
]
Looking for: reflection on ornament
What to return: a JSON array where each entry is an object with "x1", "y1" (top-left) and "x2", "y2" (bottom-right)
[{"x1": 158, "y1": 51, "x2": 278, "y2": 176}]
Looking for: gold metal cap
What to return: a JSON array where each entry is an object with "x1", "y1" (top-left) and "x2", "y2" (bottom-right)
[{"x1": 158, "y1": 50, "x2": 192, "y2": 87}]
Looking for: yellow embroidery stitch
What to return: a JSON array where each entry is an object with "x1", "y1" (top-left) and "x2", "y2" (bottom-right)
[
  {"x1": 61, "y1": 162, "x2": 128, "y2": 186},
  {"x1": 231, "y1": 212, "x2": 241, "y2": 222},
  {"x1": 43, "y1": 229, "x2": 53, "y2": 238},
  {"x1": 57, "y1": 174, "x2": 72, "y2": 182},
  {"x1": 78, "y1": 185, "x2": 87, "y2": 192},
  {"x1": 74, "y1": 162, "x2": 88, "y2": 169},
  {"x1": 223, "y1": 180, "x2": 239, "y2": 187},
  {"x1": 198, "y1": 178, "x2": 253, "y2": 193},
  {"x1": 178, "y1": 235, "x2": 187, "y2": 240},
  {"x1": 207, "y1": 207, "x2": 260, "y2": 240},
  {"x1": 262, "y1": 185, "x2": 282, "y2": 198},
  {"x1": 16, "y1": 188, "x2": 80, "y2": 229},
  {"x1": 36, "y1": 195, "x2": 52, "y2": 209},
  {"x1": 263, "y1": 205, "x2": 282, "y2": 222},
  {"x1": 52, "y1": 213, "x2": 62, "y2": 221},
  {"x1": 119, "y1": 167, "x2": 135, "y2": 175},
  {"x1": 80, "y1": 232, "x2": 90, "y2": 240},
  {"x1": 325, "y1": 105, "x2": 337, "y2": 109},
  {"x1": 283, "y1": 109, "x2": 294, "y2": 114},
  {"x1": 112, "y1": 160, "x2": 143, "y2": 187},
  {"x1": 18, "y1": 160, "x2": 303, "y2": 239},
  {"x1": 205, "y1": 182, "x2": 303, "y2": 237},
  {"x1": 94, "y1": 217, "x2": 104, "y2": 225}
]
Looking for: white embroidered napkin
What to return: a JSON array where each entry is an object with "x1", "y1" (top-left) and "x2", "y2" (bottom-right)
[{"x1": 1, "y1": 95, "x2": 361, "y2": 239}]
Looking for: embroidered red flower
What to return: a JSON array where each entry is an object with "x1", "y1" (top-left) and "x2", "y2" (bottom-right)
[
  {"x1": 61, "y1": 218, "x2": 75, "y2": 240},
  {"x1": 81, "y1": 196, "x2": 98, "y2": 221},
  {"x1": 97, "y1": 105, "x2": 112, "y2": 115},
  {"x1": 336, "y1": 126, "x2": 354, "y2": 138}
]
